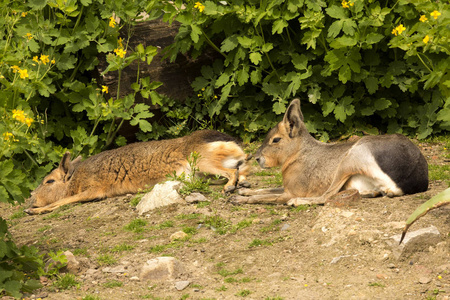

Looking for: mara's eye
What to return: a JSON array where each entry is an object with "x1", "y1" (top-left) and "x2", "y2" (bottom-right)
[
  {"x1": 272, "y1": 137, "x2": 281, "y2": 143},
  {"x1": 45, "y1": 179, "x2": 55, "y2": 184}
]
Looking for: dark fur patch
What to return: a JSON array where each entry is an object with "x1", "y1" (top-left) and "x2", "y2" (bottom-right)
[
  {"x1": 199, "y1": 130, "x2": 240, "y2": 144},
  {"x1": 372, "y1": 135, "x2": 428, "y2": 194}
]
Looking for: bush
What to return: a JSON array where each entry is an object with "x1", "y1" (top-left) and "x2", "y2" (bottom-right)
[{"x1": 155, "y1": 0, "x2": 449, "y2": 142}]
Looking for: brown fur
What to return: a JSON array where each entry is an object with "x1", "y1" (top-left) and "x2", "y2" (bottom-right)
[
  {"x1": 26, "y1": 130, "x2": 250, "y2": 214},
  {"x1": 235, "y1": 99, "x2": 428, "y2": 206}
]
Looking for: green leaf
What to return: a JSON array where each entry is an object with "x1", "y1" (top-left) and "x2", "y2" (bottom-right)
[
  {"x1": 334, "y1": 104, "x2": 347, "y2": 122},
  {"x1": 28, "y1": 0, "x2": 48, "y2": 10},
  {"x1": 236, "y1": 68, "x2": 249, "y2": 86},
  {"x1": 190, "y1": 24, "x2": 202, "y2": 43},
  {"x1": 374, "y1": 98, "x2": 391, "y2": 110},
  {"x1": 328, "y1": 20, "x2": 343, "y2": 38},
  {"x1": 249, "y1": 52, "x2": 262, "y2": 65},
  {"x1": 330, "y1": 36, "x2": 357, "y2": 49},
  {"x1": 338, "y1": 64, "x2": 352, "y2": 83},
  {"x1": 292, "y1": 54, "x2": 308, "y2": 70},
  {"x1": 250, "y1": 69, "x2": 262, "y2": 85},
  {"x1": 364, "y1": 77, "x2": 378, "y2": 94},
  {"x1": 215, "y1": 72, "x2": 230, "y2": 87},
  {"x1": 322, "y1": 102, "x2": 335, "y2": 117},
  {"x1": 273, "y1": 102, "x2": 286, "y2": 114},
  {"x1": 237, "y1": 36, "x2": 253, "y2": 48},
  {"x1": 365, "y1": 33, "x2": 384, "y2": 45},
  {"x1": 262, "y1": 43, "x2": 274, "y2": 52},
  {"x1": 221, "y1": 35, "x2": 238, "y2": 52},
  {"x1": 272, "y1": 19, "x2": 288, "y2": 35},
  {"x1": 326, "y1": 5, "x2": 347, "y2": 19},
  {"x1": 342, "y1": 19, "x2": 357, "y2": 36}
]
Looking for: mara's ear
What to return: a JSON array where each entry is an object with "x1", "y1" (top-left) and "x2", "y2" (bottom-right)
[
  {"x1": 58, "y1": 152, "x2": 76, "y2": 182},
  {"x1": 282, "y1": 99, "x2": 304, "y2": 138},
  {"x1": 65, "y1": 155, "x2": 82, "y2": 182}
]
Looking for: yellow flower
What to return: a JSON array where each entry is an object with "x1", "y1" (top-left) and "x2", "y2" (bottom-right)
[
  {"x1": 10, "y1": 65, "x2": 20, "y2": 73},
  {"x1": 21, "y1": 12, "x2": 27, "y2": 17},
  {"x1": 51, "y1": 59, "x2": 56, "y2": 64},
  {"x1": 194, "y1": 2, "x2": 205, "y2": 12},
  {"x1": 114, "y1": 48, "x2": 126, "y2": 58},
  {"x1": 12, "y1": 109, "x2": 27, "y2": 123},
  {"x1": 40, "y1": 54, "x2": 50, "y2": 65},
  {"x1": 391, "y1": 28, "x2": 398, "y2": 36},
  {"x1": 396, "y1": 24, "x2": 406, "y2": 35},
  {"x1": 25, "y1": 117, "x2": 34, "y2": 127},
  {"x1": 18, "y1": 68, "x2": 28, "y2": 79},
  {"x1": 3, "y1": 132, "x2": 14, "y2": 141},
  {"x1": 33, "y1": 56, "x2": 39, "y2": 63},
  {"x1": 118, "y1": 37, "x2": 123, "y2": 49},
  {"x1": 423, "y1": 35, "x2": 430, "y2": 44},
  {"x1": 342, "y1": 0, "x2": 349, "y2": 8},
  {"x1": 102, "y1": 85, "x2": 108, "y2": 93},
  {"x1": 26, "y1": 33, "x2": 33, "y2": 40},
  {"x1": 430, "y1": 10, "x2": 441, "y2": 19},
  {"x1": 419, "y1": 15, "x2": 428, "y2": 22},
  {"x1": 109, "y1": 16, "x2": 116, "y2": 28}
]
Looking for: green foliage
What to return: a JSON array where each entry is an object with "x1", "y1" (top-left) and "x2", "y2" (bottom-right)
[
  {"x1": 167, "y1": 151, "x2": 212, "y2": 195},
  {"x1": 154, "y1": 0, "x2": 449, "y2": 142},
  {"x1": 123, "y1": 218, "x2": 148, "y2": 233},
  {"x1": 0, "y1": 219, "x2": 42, "y2": 298},
  {"x1": 53, "y1": 273, "x2": 80, "y2": 290}
]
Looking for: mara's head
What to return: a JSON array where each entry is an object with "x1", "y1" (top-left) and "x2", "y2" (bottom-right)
[
  {"x1": 255, "y1": 99, "x2": 308, "y2": 168},
  {"x1": 27, "y1": 152, "x2": 81, "y2": 208}
]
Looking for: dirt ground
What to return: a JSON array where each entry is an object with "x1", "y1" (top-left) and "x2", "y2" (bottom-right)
[{"x1": 2, "y1": 140, "x2": 449, "y2": 300}]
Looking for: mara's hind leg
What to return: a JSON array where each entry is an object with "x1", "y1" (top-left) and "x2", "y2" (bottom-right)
[{"x1": 198, "y1": 142, "x2": 250, "y2": 192}]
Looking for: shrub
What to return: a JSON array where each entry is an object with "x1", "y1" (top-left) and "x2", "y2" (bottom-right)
[{"x1": 152, "y1": 0, "x2": 449, "y2": 142}]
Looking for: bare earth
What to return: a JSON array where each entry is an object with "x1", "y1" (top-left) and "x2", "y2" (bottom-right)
[{"x1": 2, "y1": 141, "x2": 449, "y2": 300}]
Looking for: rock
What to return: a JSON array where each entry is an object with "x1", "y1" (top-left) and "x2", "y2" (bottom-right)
[
  {"x1": 137, "y1": 181, "x2": 185, "y2": 214},
  {"x1": 140, "y1": 257, "x2": 185, "y2": 281},
  {"x1": 330, "y1": 255, "x2": 351, "y2": 264},
  {"x1": 418, "y1": 277, "x2": 432, "y2": 284},
  {"x1": 184, "y1": 193, "x2": 208, "y2": 203},
  {"x1": 340, "y1": 211, "x2": 355, "y2": 218},
  {"x1": 63, "y1": 250, "x2": 80, "y2": 274},
  {"x1": 175, "y1": 280, "x2": 190, "y2": 291},
  {"x1": 170, "y1": 231, "x2": 188, "y2": 241},
  {"x1": 280, "y1": 224, "x2": 290, "y2": 231},
  {"x1": 376, "y1": 274, "x2": 388, "y2": 279},
  {"x1": 130, "y1": 276, "x2": 140, "y2": 281},
  {"x1": 389, "y1": 225, "x2": 441, "y2": 259},
  {"x1": 102, "y1": 265, "x2": 127, "y2": 273},
  {"x1": 325, "y1": 189, "x2": 361, "y2": 208}
]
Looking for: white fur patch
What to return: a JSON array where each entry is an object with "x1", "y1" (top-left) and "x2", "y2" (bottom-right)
[
  {"x1": 345, "y1": 145, "x2": 403, "y2": 196},
  {"x1": 222, "y1": 157, "x2": 241, "y2": 169}
]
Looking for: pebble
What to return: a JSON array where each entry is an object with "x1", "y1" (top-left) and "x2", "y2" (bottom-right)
[
  {"x1": 376, "y1": 274, "x2": 388, "y2": 279},
  {"x1": 418, "y1": 277, "x2": 432, "y2": 284},
  {"x1": 175, "y1": 280, "x2": 190, "y2": 291},
  {"x1": 170, "y1": 231, "x2": 188, "y2": 241},
  {"x1": 281, "y1": 224, "x2": 290, "y2": 231}
]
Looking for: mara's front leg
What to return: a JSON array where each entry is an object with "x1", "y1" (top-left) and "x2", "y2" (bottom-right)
[{"x1": 231, "y1": 188, "x2": 290, "y2": 204}]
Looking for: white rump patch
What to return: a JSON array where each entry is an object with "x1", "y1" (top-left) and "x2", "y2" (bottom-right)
[{"x1": 222, "y1": 157, "x2": 241, "y2": 169}]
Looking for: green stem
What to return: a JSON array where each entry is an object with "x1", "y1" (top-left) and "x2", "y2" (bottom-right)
[
  {"x1": 417, "y1": 53, "x2": 432, "y2": 73},
  {"x1": 200, "y1": 28, "x2": 226, "y2": 58},
  {"x1": 24, "y1": 150, "x2": 39, "y2": 167}
]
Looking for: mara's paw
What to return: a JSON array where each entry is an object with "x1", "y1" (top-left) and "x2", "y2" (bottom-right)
[
  {"x1": 223, "y1": 184, "x2": 237, "y2": 194},
  {"x1": 238, "y1": 180, "x2": 251, "y2": 188},
  {"x1": 229, "y1": 195, "x2": 250, "y2": 204}
]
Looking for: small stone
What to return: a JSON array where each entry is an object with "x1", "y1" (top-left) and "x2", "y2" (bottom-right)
[
  {"x1": 185, "y1": 193, "x2": 207, "y2": 203},
  {"x1": 376, "y1": 274, "x2": 388, "y2": 279},
  {"x1": 137, "y1": 181, "x2": 184, "y2": 214},
  {"x1": 390, "y1": 225, "x2": 441, "y2": 259},
  {"x1": 63, "y1": 251, "x2": 80, "y2": 274},
  {"x1": 341, "y1": 211, "x2": 355, "y2": 218},
  {"x1": 140, "y1": 257, "x2": 184, "y2": 281},
  {"x1": 130, "y1": 276, "x2": 140, "y2": 281},
  {"x1": 281, "y1": 214, "x2": 289, "y2": 221},
  {"x1": 387, "y1": 263, "x2": 396, "y2": 269},
  {"x1": 252, "y1": 218, "x2": 261, "y2": 224},
  {"x1": 419, "y1": 277, "x2": 432, "y2": 284},
  {"x1": 281, "y1": 224, "x2": 290, "y2": 231},
  {"x1": 175, "y1": 281, "x2": 190, "y2": 291},
  {"x1": 170, "y1": 231, "x2": 188, "y2": 241}
]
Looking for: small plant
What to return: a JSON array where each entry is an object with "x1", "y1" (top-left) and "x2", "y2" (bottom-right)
[
  {"x1": 182, "y1": 226, "x2": 198, "y2": 235},
  {"x1": 111, "y1": 243, "x2": 136, "y2": 253},
  {"x1": 248, "y1": 239, "x2": 273, "y2": 248},
  {"x1": 167, "y1": 152, "x2": 212, "y2": 195},
  {"x1": 96, "y1": 254, "x2": 117, "y2": 266},
  {"x1": 218, "y1": 267, "x2": 243, "y2": 277},
  {"x1": 216, "y1": 285, "x2": 227, "y2": 291},
  {"x1": 368, "y1": 282, "x2": 385, "y2": 287},
  {"x1": 236, "y1": 289, "x2": 252, "y2": 297},
  {"x1": 82, "y1": 295, "x2": 101, "y2": 300},
  {"x1": 37, "y1": 225, "x2": 52, "y2": 232},
  {"x1": 9, "y1": 210, "x2": 27, "y2": 220},
  {"x1": 200, "y1": 214, "x2": 230, "y2": 235},
  {"x1": 124, "y1": 218, "x2": 148, "y2": 233},
  {"x1": 72, "y1": 248, "x2": 89, "y2": 257},
  {"x1": 53, "y1": 273, "x2": 80, "y2": 290},
  {"x1": 103, "y1": 280, "x2": 123, "y2": 288}
]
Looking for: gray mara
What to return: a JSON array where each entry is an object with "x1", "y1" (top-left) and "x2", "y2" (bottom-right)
[
  {"x1": 26, "y1": 130, "x2": 250, "y2": 214},
  {"x1": 235, "y1": 99, "x2": 428, "y2": 206}
]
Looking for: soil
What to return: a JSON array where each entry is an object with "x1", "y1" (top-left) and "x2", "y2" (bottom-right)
[{"x1": 2, "y1": 141, "x2": 449, "y2": 300}]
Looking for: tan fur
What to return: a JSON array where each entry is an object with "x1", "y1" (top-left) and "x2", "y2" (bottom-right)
[
  {"x1": 26, "y1": 130, "x2": 249, "y2": 214},
  {"x1": 235, "y1": 99, "x2": 428, "y2": 206}
]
